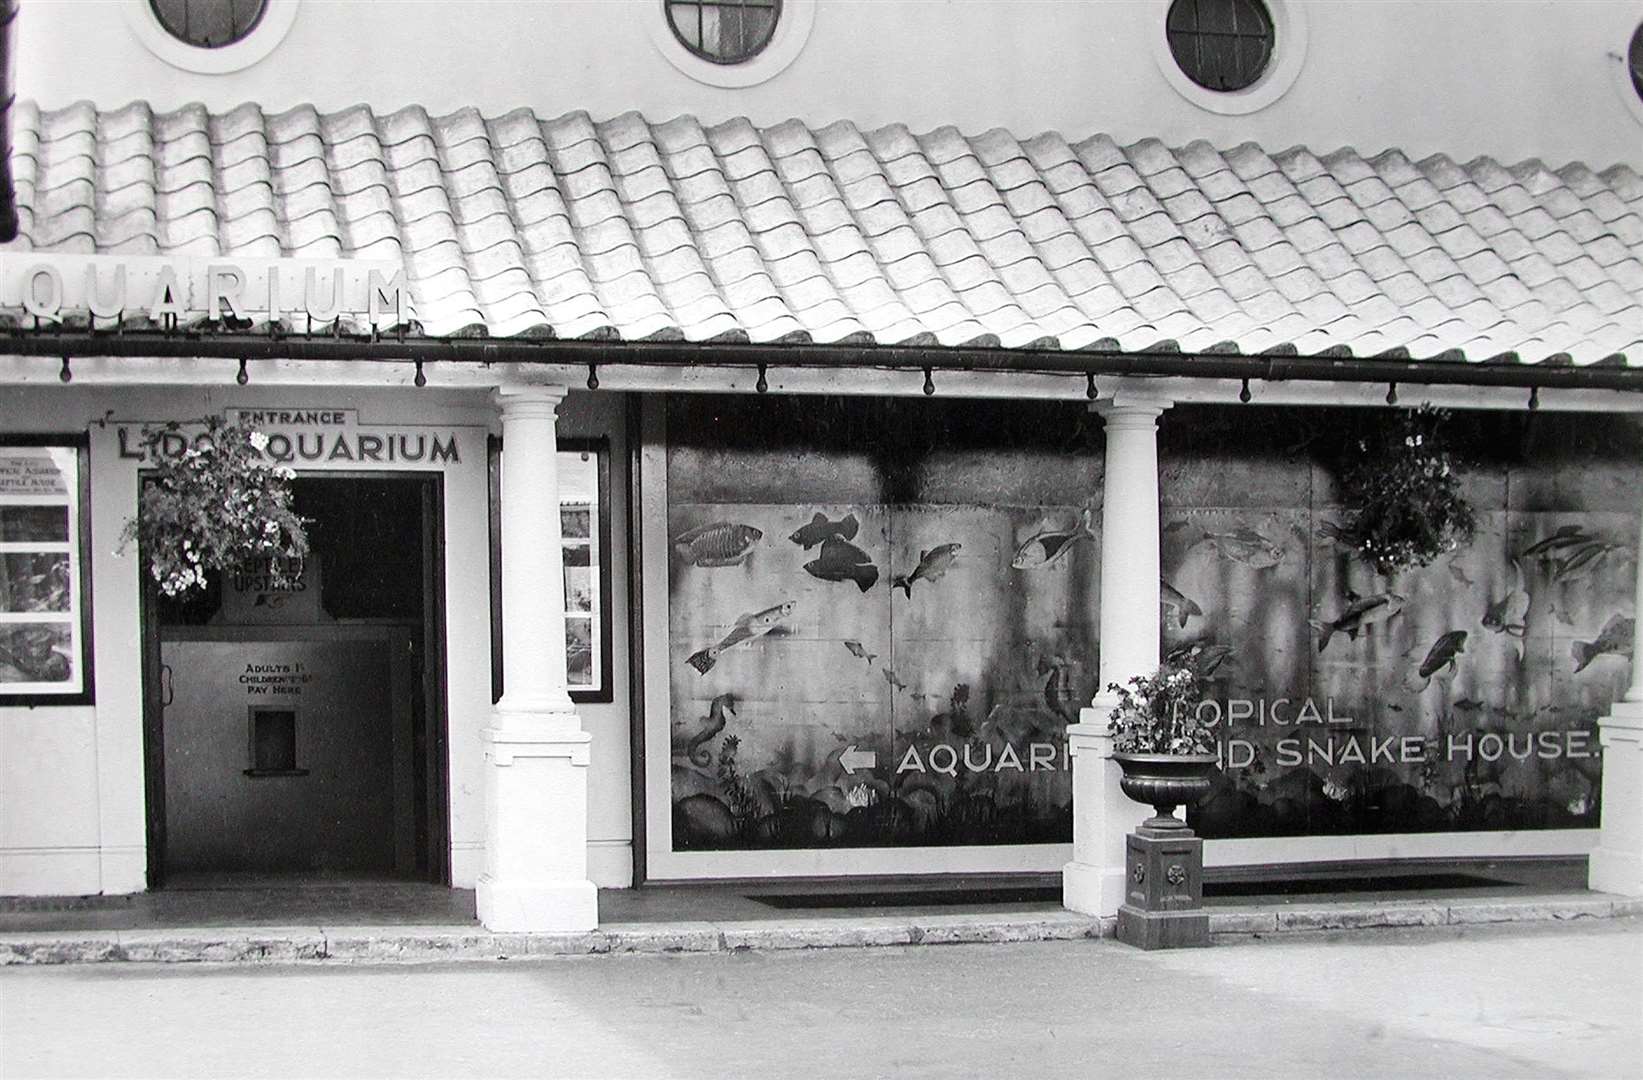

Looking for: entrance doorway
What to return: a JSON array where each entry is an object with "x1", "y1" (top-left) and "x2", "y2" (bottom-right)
[{"x1": 141, "y1": 473, "x2": 448, "y2": 886}]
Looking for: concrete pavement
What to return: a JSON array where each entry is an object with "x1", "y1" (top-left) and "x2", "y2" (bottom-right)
[
  {"x1": 4, "y1": 860, "x2": 1636, "y2": 965},
  {"x1": 3, "y1": 918, "x2": 1639, "y2": 1079}
]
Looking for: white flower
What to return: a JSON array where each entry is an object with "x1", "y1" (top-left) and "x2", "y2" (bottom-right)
[{"x1": 248, "y1": 431, "x2": 270, "y2": 452}]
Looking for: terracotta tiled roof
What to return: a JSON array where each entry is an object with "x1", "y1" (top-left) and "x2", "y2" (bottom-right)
[{"x1": 7, "y1": 100, "x2": 1642, "y2": 364}]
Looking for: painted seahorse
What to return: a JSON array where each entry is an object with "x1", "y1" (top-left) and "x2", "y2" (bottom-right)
[{"x1": 687, "y1": 693, "x2": 739, "y2": 767}]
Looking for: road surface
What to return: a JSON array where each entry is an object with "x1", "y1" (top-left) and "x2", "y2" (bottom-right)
[{"x1": 4, "y1": 918, "x2": 1639, "y2": 1079}]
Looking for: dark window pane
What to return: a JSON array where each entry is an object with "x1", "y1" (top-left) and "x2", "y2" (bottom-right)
[
  {"x1": 0, "y1": 623, "x2": 73, "y2": 684},
  {"x1": 150, "y1": 0, "x2": 268, "y2": 49},
  {"x1": 1166, "y1": 0, "x2": 1275, "y2": 93},
  {"x1": 0, "y1": 553, "x2": 72, "y2": 613},
  {"x1": 0, "y1": 506, "x2": 69, "y2": 542},
  {"x1": 251, "y1": 709, "x2": 298, "y2": 772},
  {"x1": 564, "y1": 563, "x2": 593, "y2": 613},
  {"x1": 565, "y1": 618, "x2": 593, "y2": 685},
  {"x1": 561, "y1": 506, "x2": 591, "y2": 539},
  {"x1": 1630, "y1": 22, "x2": 1643, "y2": 102},
  {"x1": 666, "y1": 0, "x2": 782, "y2": 64}
]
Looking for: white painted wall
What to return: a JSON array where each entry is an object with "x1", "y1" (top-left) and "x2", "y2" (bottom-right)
[
  {"x1": 13, "y1": 1, "x2": 1642, "y2": 172},
  {"x1": 0, "y1": 382, "x2": 634, "y2": 895}
]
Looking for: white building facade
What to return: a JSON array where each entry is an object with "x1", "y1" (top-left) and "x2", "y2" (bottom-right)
[{"x1": 2, "y1": 0, "x2": 1640, "y2": 930}]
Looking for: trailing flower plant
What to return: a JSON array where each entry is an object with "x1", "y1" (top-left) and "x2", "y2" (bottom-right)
[
  {"x1": 119, "y1": 417, "x2": 309, "y2": 597},
  {"x1": 1338, "y1": 405, "x2": 1475, "y2": 576},
  {"x1": 1106, "y1": 650, "x2": 1216, "y2": 755}
]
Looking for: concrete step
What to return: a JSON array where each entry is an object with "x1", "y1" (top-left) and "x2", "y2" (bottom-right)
[{"x1": 3, "y1": 892, "x2": 1637, "y2": 965}]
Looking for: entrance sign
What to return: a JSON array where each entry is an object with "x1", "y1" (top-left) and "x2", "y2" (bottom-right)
[
  {"x1": 116, "y1": 409, "x2": 461, "y2": 468},
  {"x1": 0, "y1": 440, "x2": 92, "y2": 703},
  {"x1": 0, "y1": 253, "x2": 406, "y2": 329}
]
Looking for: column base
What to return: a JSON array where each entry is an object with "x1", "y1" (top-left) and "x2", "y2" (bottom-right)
[
  {"x1": 1062, "y1": 859, "x2": 1127, "y2": 917},
  {"x1": 1589, "y1": 701, "x2": 1643, "y2": 897},
  {"x1": 476, "y1": 874, "x2": 598, "y2": 932},
  {"x1": 1116, "y1": 906, "x2": 1209, "y2": 950},
  {"x1": 1589, "y1": 849, "x2": 1641, "y2": 896}
]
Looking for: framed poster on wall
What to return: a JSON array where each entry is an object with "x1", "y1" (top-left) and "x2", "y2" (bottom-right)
[
  {"x1": 488, "y1": 436, "x2": 613, "y2": 703},
  {"x1": 0, "y1": 437, "x2": 94, "y2": 705}
]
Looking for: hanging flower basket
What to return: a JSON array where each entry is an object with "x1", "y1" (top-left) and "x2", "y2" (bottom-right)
[
  {"x1": 1337, "y1": 405, "x2": 1476, "y2": 576},
  {"x1": 118, "y1": 417, "x2": 310, "y2": 597}
]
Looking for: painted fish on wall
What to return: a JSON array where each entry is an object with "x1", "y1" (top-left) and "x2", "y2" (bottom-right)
[
  {"x1": 1482, "y1": 591, "x2": 1529, "y2": 638},
  {"x1": 1011, "y1": 510, "x2": 1094, "y2": 570},
  {"x1": 1160, "y1": 578, "x2": 1202, "y2": 628},
  {"x1": 843, "y1": 640, "x2": 877, "y2": 664},
  {"x1": 1518, "y1": 525, "x2": 1592, "y2": 560},
  {"x1": 789, "y1": 512, "x2": 860, "y2": 549},
  {"x1": 685, "y1": 693, "x2": 738, "y2": 766},
  {"x1": 1167, "y1": 640, "x2": 1234, "y2": 678},
  {"x1": 804, "y1": 536, "x2": 880, "y2": 592},
  {"x1": 1200, "y1": 526, "x2": 1287, "y2": 569},
  {"x1": 1573, "y1": 616, "x2": 1635, "y2": 673},
  {"x1": 1406, "y1": 630, "x2": 1468, "y2": 689},
  {"x1": 892, "y1": 543, "x2": 962, "y2": 598},
  {"x1": 685, "y1": 600, "x2": 796, "y2": 674},
  {"x1": 674, "y1": 521, "x2": 763, "y2": 567},
  {"x1": 1309, "y1": 590, "x2": 1407, "y2": 652}
]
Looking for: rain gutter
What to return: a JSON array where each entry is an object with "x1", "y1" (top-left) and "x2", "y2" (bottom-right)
[{"x1": 2, "y1": 330, "x2": 1640, "y2": 394}]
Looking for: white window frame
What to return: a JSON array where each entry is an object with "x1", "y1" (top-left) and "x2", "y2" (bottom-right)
[
  {"x1": 123, "y1": 0, "x2": 301, "y2": 75},
  {"x1": 1151, "y1": 0, "x2": 1308, "y2": 117},
  {"x1": 645, "y1": 0, "x2": 816, "y2": 88}
]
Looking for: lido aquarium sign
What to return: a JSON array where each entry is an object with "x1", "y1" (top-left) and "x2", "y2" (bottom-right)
[
  {"x1": 117, "y1": 409, "x2": 460, "y2": 467},
  {"x1": 0, "y1": 253, "x2": 407, "y2": 328}
]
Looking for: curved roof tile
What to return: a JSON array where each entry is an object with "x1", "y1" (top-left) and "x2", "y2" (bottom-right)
[{"x1": 6, "y1": 102, "x2": 1639, "y2": 365}]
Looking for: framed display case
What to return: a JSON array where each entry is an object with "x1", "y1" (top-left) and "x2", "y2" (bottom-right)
[
  {"x1": 0, "y1": 437, "x2": 94, "y2": 705},
  {"x1": 489, "y1": 436, "x2": 613, "y2": 703}
]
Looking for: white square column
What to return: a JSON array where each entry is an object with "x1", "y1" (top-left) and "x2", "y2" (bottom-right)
[
  {"x1": 476, "y1": 385, "x2": 598, "y2": 932},
  {"x1": 1589, "y1": 502, "x2": 1643, "y2": 897},
  {"x1": 1064, "y1": 399, "x2": 1168, "y2": 916}
]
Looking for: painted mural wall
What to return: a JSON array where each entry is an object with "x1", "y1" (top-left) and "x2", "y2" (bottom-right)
[
  {"x1": 1172, "y1": 406, "x2": 1639, "y2": 839},
  {"x1": 666, "y1": 395, "x2": 1105, "y2": 850},
  {"x1": 664, "y1": 397, "x2": 1639, "y2": 853}
]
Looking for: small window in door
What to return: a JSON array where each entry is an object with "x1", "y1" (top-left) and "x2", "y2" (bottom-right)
[{"x1": 245, "y1": 706, "x2": 305, "y2": 776}]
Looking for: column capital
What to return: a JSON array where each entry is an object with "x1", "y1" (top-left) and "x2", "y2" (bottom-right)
[
  {"x1": 1093, "y1": 396, "x2": 1172, "y2": 425},
  {"x1": 493, "y1": 384, "x2": 569, "y2": 418}
]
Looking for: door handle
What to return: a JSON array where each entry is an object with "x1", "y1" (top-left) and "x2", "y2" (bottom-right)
[{"x1": 160, "y1": 663, "x2": 174, "y2": 708}]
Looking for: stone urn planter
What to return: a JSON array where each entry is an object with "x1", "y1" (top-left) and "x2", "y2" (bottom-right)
[{"x1": 1111, "y1": 751, "x2": 1220, "y2": 830}]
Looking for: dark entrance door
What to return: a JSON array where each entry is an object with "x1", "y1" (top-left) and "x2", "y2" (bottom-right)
[{"x1": 141, "y1": 473, "x2": 448, "y2": 885}]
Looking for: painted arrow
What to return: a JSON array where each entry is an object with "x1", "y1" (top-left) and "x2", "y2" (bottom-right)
[{"x1": 840, "y1": 745, "x2": 878, "y2": 775}]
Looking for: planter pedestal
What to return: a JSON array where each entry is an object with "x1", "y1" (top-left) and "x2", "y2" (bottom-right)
[
  {"x1": 1111, "y1": 752, "x2": 1216, "y2": 950},
  {"x1": 1116, "y1": 815, "x2": 1208, "y2": 950}
]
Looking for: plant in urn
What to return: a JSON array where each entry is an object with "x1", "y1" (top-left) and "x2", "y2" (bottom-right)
[
  {"x1": 1105, "y1": 648, "x2": 1221, "y2": 829},
  {"x1": 1105, "y1": 647, "x2": 1221, "y2": 949}
]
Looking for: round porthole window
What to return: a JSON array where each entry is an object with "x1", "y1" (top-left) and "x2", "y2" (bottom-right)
[
  {"x1": 1630, "y1": 21, "x2": 1643, "y2": 102},
  {"x1": 1151, "y1": 0, "x2": 1306, "y2": 116},
  {"x1": 647, "y1": 0, "x2": 813, "y2": 88},
  {"x1": 124, "y1": 0, "x2": 300, "y2": 74},
  {"x1": 149, "y1": 0, "x2": 267, "y2": 49},
  {"x1": 1165, "y1": 0, "x2": 1275, "y2": 92},
  {"x1": 665, "y1": 0, "x2": 781, "y2": 65}
]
